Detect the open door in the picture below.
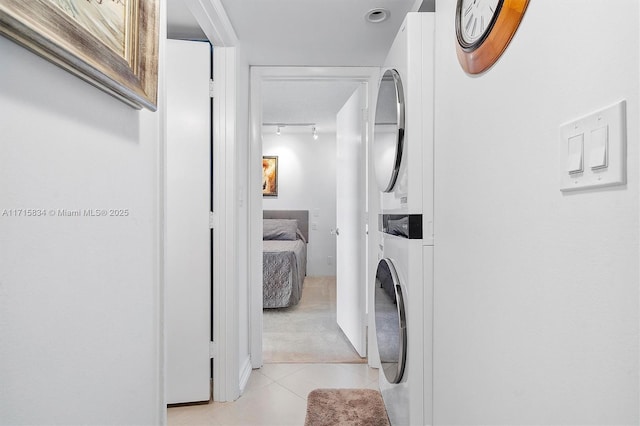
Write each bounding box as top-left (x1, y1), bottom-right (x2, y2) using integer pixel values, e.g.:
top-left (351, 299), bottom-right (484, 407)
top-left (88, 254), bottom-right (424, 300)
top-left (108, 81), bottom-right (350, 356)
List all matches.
top-left (336, 85), bottom-right (367, 357)
top-left (165, 39), bottom-right (212, 404)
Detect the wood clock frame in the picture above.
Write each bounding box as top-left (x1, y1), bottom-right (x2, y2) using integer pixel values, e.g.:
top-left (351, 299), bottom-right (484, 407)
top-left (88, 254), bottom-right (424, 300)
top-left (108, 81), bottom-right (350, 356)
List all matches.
top-left (455, 0), bottom-right (530, 75)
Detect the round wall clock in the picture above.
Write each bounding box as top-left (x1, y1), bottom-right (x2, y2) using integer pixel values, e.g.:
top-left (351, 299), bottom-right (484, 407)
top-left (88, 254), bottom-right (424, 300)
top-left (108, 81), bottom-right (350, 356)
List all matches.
top-left (455, 0), bottom-right (530, 74)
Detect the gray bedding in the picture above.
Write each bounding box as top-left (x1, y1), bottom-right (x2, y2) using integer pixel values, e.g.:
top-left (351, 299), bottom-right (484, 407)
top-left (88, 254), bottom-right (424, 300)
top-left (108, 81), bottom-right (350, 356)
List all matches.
top-left (263, 239), bottom-right (307, 308)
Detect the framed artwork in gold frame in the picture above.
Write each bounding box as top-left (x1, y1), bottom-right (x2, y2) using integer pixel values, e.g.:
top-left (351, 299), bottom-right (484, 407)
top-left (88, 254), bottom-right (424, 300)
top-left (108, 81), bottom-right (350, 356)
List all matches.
top-left (0, 0), bottom-right (159, 110)
top-left (262, 156), bottom-right (278, 197)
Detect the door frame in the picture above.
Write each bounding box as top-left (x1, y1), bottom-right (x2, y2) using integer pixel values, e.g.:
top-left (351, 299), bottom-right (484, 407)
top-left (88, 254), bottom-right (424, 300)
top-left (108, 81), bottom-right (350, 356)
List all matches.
top-left (249, 67), bottom-right (380, 368)
top-left (164, 0), bottom-right (241, 403)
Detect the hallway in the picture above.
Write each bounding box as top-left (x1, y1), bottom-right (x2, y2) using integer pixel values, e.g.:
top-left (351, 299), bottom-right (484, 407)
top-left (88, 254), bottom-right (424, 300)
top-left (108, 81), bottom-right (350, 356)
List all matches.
top-left (2, 1), bottom-right (639, 424)
top-left (167, 363), bottom-right (379, 425)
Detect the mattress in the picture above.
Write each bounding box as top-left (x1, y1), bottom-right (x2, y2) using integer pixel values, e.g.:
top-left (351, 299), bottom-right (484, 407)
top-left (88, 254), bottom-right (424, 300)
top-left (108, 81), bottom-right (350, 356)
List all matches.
top-left (263, 239), bottom-right (307, 308)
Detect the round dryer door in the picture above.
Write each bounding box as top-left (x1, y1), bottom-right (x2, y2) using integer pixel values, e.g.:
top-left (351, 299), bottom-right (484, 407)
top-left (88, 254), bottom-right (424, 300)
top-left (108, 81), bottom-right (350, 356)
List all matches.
top-left (373, 69), bottom-right (405, 193)
top-left (374, 258), bottom-right (407, 384)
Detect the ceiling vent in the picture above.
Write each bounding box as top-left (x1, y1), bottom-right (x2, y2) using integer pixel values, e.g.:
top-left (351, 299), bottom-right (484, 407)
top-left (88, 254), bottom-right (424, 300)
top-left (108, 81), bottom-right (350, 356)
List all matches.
top-left (365, 8), bottom-right (390, 23)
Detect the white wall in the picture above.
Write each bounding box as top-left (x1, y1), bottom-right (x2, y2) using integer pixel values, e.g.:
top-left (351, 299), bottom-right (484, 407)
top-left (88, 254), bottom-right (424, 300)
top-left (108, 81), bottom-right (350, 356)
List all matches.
top-left (433, 1), bottom-right (639, 424)
top-left (263, 131), bottom-right (337, 276)
top-left (0, 30), bottom-right (164, 426)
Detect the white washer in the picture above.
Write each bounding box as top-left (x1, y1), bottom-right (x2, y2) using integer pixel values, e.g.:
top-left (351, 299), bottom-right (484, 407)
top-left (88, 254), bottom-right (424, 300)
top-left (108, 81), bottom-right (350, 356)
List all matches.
top-left (373, 12), bottom-right (435, 426)
top-left (376, 233), bottom-right (424, 426)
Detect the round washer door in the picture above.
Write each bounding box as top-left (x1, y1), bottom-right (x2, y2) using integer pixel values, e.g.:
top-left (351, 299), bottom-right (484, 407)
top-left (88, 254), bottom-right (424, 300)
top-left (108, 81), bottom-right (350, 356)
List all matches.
top-left (374, 258), bottom-right (407, 384)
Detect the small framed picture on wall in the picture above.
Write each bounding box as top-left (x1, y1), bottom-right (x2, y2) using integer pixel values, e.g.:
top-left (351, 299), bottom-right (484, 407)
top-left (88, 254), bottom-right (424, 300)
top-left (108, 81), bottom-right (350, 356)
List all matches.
top-left (262, 156), bottom-right (278, 197)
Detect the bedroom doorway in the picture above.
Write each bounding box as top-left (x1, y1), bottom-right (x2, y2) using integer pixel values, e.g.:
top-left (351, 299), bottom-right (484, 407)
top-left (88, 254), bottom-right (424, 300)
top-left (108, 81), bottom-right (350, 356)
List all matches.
top-left (260, 80), bottom-right (362, 363)
top-left (249, 67), bottom-right (381, 368)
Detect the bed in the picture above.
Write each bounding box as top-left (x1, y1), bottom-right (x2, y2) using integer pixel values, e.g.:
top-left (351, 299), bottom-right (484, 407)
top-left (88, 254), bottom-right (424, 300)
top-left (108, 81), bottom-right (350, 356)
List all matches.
top-left (263, 210), bottom-right (309, 308)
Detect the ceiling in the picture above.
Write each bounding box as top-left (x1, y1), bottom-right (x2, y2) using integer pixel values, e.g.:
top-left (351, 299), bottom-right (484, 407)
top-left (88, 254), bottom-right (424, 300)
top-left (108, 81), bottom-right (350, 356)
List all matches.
top-left (165, 0), bottom-right (432, 135)
top-left (262, 80), bottom-right (361, 134)
top-left (166, 0), bottom-right (429, 66)
top-left (166, 0), bottom-right (207, 40)
top-left (218, 0), bottom-right (419, 66)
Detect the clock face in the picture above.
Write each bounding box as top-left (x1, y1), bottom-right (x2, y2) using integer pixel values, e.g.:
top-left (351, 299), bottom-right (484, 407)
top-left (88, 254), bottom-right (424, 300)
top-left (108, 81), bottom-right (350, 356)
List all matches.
top-left (455, 0), bottom-right (529, 74)
top-left (458, 0), bottom-right (502, 47)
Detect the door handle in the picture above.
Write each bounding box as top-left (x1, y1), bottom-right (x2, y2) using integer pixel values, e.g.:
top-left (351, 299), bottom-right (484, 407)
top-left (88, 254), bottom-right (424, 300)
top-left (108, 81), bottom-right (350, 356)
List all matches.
top-left (335, 228), bottom-right (340, 236)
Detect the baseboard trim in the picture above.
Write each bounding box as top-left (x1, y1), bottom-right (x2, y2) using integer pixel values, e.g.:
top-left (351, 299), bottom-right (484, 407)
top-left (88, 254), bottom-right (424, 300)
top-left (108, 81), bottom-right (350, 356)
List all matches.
top-left (239, 356), bottom-right (252, 394)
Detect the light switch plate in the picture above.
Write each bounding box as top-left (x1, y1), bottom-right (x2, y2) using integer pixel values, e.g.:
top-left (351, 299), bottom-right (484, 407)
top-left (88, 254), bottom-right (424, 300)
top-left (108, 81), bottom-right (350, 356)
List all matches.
top-left (559, 100), bottom-right (626, 192)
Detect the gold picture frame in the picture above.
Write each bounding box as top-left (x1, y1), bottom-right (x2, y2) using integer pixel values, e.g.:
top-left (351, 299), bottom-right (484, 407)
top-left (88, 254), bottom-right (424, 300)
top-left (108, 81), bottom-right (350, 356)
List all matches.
top-left (0, 0), bottom-right (159, 111)
top-left (262, 156), bottom-right (278, 197)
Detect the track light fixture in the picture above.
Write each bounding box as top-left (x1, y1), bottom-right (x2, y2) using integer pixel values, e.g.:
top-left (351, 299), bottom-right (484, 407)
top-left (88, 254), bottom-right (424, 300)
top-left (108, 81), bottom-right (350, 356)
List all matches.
top-left (262, 122), bottom-right (318, 139)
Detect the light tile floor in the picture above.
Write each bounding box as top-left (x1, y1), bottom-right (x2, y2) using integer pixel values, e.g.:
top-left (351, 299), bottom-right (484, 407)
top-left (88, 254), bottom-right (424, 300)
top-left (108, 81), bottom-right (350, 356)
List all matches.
top-left (168, 363), bottom-right (380, 426)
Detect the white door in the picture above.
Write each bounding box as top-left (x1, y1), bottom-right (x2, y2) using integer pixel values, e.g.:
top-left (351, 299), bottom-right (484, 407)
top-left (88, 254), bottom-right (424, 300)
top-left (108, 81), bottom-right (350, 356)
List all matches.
top-left (166, 39), bottom-right (211, 404)
top-left (336, 85), bottom-right (367, 357)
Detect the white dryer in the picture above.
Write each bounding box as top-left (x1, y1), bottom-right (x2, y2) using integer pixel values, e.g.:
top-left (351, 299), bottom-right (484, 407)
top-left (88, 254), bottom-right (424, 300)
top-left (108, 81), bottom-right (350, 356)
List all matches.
top-left (373, 12), bottom-right (435, 426)
top-left (374, 13), bottom-right (435, 247)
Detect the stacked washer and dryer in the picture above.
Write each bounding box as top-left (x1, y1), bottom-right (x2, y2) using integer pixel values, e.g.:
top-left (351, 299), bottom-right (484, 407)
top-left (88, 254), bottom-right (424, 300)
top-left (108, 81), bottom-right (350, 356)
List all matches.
top-left (372, 12), bottom-right (435, 426)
